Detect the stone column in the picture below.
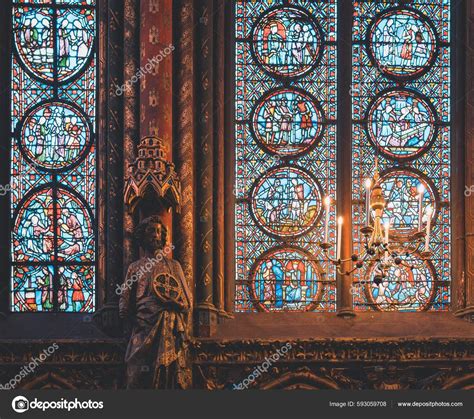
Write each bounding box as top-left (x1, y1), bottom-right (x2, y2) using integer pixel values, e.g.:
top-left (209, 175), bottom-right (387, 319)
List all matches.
top-left (336, 0), bottom-right (355, 317)
top-left (213, 0), bottom-right (226, 317)
top-left (173, 0), bottom-right (197, 329)
top-left (194, 0), bottom-right (218, 336)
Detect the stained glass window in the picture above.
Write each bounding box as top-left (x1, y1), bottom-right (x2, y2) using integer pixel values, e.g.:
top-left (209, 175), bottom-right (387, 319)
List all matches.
top-left (235, 1), bottom-right (337, 312)
top-left (351, 1), bottom-right (451, 311)
top-left (11, 0), bottom-right (96, 312)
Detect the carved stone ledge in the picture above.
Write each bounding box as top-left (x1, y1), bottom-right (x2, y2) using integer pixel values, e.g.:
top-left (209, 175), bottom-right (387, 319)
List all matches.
top-left (192, 338), bottom-right (474, 364)
top-left (0, 341), bottom-right (126, 365)
top-left (454, 306), bottom-right (474, 322)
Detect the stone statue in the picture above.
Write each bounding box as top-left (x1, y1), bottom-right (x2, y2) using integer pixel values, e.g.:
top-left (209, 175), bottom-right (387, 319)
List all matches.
top-left (119, 215), bottom-right (192, 389)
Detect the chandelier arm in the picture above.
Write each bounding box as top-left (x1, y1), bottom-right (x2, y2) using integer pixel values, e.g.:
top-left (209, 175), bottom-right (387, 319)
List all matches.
top-left (321, 248), bottom-right (339, 265)
top-left (321, 247), bottom-right (355, 265)
top-left (344, 264), bottom-right (361, 276)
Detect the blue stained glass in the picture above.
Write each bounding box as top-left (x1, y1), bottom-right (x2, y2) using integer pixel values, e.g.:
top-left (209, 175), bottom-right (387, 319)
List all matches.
top-left (378, 170), bottom-right (436, 238)
top-left (251, 248), bottom-right (323, 312)
top-left (352, 1), bottom-right (451, 312)
top-left (56, 8), bottom-right (95, 82)
top-left (11, 1), bottom-right (96, 313)
top-left (250, 165), bottom-right (323, 238)
top-left (251, 6), bottom-right (323, 78)
top-left (13, 7), bottom-right (55, 81)
top-left (235, 0), bottom-right (337, 312)
top-left (368, 253), bottom-right (435, 312)
top-left (12, 188), bottom-right (55, 263)
top-left (368, 8), bottom-right (438, 79)
top-left (252, 88), bottom-right (324, 157)
top-left (367, 89), bottom-right (437, 159)
top-left (20, 101), bottom-right (91, 170)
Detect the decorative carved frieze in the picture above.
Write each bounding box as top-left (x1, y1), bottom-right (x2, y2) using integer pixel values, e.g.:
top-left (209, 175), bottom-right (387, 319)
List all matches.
top-left (193, 338), bottom-right (474, 364)
top-left (0, 339), bottom-right (472, 389)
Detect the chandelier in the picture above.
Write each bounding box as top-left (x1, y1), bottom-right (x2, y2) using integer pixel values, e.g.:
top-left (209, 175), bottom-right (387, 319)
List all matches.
top-left (319, 165), bottom-right (433, 285)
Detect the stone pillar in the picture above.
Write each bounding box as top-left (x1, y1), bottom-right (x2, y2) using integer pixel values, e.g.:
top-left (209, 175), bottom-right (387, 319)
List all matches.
top-left (194, 0), bottom-right (218, 336)
top-left (213, 0), bottom-right (226, 317)
top-left (123, 0), bottom-right (141, 270)
top-left (139, 0), bottom-right (174, 233)
top-left (173, 0), bottom-right (197, 328)
top-left (93, 0), bottom-right (125, 336)
top-left (336, 0), bottom-right (355, 317)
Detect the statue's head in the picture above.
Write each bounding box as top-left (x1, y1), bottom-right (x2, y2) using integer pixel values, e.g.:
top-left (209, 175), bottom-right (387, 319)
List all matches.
top-left (134, 215), bottom-right (168, 253)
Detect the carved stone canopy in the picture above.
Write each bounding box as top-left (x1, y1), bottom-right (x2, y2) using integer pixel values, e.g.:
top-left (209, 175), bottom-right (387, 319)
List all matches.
top-left (124, 136), bottom-right (181, 213)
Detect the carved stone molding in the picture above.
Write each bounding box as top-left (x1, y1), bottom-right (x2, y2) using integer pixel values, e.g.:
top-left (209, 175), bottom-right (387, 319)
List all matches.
top-left (193, 338), bottom-right (474, 364)
top-left (0, 339), bottom-right (472, 389)
top-left (0, 341), bottom-right (125, 365)
top-left (193, 339), bottom-right (474, 390)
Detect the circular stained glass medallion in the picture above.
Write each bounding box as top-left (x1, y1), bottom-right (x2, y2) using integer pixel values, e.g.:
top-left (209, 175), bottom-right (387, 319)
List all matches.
top-left (13, 187), bottom-right (95, 263)
top-left (19, 101), bottom-right (91, 171)
top-left (249, 247), bottom-right (323, 312)
top-left (251, 6), bottom-right (323, 78)
top-left (367, 7), bottom-right (438, 80)
top-left (252, 88), bottom-right (324, 157)
top-left (376, 169), bottom-right (437, 239)
top-left (366, 89), bottom-right (437, 160)
top-left (14, 6), bottom-right (95, 83)
top-left (250, 165), bottom-right (323, 238)
top-left (367, 253), bottom-right (435, 311)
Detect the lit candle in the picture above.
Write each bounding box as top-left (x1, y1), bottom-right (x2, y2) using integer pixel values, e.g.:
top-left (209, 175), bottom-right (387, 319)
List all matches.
top-left (324, 196), bottom-right (331, 243)
top-left (365, 179), bottom-right (372, 226)
top-left (417, 184), bottom-right (425, 232)
top-left (337, 216), bottom-right (343, 261)
top-left (425, 206), bottom-right (433, 252)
